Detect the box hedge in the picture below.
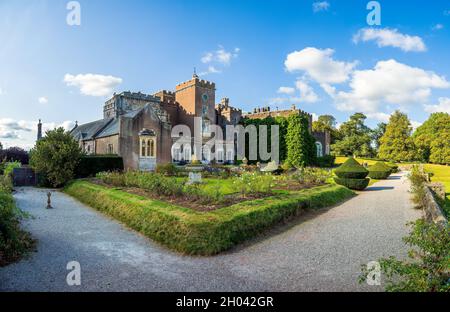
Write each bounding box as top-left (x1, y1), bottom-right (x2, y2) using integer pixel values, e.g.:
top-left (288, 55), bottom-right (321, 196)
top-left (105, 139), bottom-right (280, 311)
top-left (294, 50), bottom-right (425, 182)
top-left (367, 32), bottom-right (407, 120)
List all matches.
top-left (368, 162), bottom-right (392, 179)
top-left (75, 155), bottom-right (124, 178)
top-left (316, 155), bottom-right (336, 168)
top-left (333, 177), bottom-right (370, 191)
top-left (64, 181), bottom-right (354, 255)
top-left (334, 157), bottom-right (369, 179)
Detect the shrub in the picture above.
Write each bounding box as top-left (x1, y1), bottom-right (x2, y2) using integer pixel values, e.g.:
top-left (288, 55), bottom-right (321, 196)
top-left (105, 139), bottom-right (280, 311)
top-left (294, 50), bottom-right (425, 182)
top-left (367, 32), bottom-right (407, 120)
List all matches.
top-left (0, 175), bottom-right (13, 193)
top-left (232, 172), bottom-right (274, 196)
top-left (334, 158), bottom-right (369, 179)
top-left (291, 167), bottom-right (331, 185)
top-left (0, 147), bottom-right (29, 165)
top-left (387, 162), bottom-right (399, 173)
top-left (368, 161), bottom-right (392, 179)
top-left (76, 155), bottom-right (124, 178)
top-left (316, 155), bottom-right (336, 168)
top-left (29, 128), bottom-right (82, 187)
top-left (333, 177), bottom-right (370, 191)
top-left (0, 187), bottom-right (35, 266)
top-left (360, 219), bottom-right (450, 292)
top-left (3, 161), bottom-right (21, 178)
top-left (155, 163), bottom-right (180, 177)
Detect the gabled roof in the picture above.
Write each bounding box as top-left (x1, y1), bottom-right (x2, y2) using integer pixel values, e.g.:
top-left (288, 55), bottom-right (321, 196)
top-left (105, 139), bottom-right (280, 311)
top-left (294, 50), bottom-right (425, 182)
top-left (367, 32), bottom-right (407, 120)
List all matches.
top-left (96, 118), bottom-right (119, 138)
top-left (71, 118), bottom-right (113, 141)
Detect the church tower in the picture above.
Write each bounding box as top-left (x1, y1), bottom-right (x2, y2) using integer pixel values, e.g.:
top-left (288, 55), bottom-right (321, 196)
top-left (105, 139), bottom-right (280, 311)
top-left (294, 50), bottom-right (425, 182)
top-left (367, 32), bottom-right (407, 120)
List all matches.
top-left (37, 119), bottom-right (42, 141)
top-left (175, 73), bottom-right (216, 133)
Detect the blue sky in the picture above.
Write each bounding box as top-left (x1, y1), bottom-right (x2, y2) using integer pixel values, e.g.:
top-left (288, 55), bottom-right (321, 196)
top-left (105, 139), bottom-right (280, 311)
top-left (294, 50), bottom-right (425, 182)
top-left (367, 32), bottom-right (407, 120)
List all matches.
top-left (1, 0), bottom-right (450, 149)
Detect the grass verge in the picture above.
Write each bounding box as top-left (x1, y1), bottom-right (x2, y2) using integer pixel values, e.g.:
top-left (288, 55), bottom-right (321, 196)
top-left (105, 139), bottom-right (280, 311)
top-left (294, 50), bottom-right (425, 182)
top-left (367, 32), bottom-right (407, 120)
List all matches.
top-left (64, 181), bottom-right (354, 255)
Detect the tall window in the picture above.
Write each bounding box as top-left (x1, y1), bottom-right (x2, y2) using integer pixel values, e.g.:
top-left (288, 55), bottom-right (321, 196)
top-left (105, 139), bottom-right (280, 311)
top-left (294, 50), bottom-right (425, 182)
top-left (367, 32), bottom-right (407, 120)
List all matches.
top-left (316, 142), bottom-right (323, 158)
top-left (140, 138), bottom-right (156, 158)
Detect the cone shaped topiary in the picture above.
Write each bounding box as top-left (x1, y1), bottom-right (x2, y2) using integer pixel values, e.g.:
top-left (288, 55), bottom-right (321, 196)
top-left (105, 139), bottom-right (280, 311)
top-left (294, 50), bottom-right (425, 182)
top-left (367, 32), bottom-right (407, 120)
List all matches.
top-left (333, 157), bottom-right (370, 190)
top-left (334, 157), bottom-right (369, 179)
top-left (368, 161), bottom-right (392, 179)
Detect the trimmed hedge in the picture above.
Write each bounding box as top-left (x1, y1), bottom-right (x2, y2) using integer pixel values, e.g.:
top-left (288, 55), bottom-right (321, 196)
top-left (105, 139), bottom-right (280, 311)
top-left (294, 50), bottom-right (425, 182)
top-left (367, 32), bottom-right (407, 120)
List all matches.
top-left (64, 181), bottom-right (354, 255)
top-left (316, 155), bottom-right (336, 168)
top-left (368, 162), bottom-right (392, 179)
top-left (333, 177), bottom-right (370, 191)
top-left (334, 158), bottom-right (369, 179)
top-left (75, 155), bottom-right (124, 178)
top-left (387, 162), bottom-right (399, 173)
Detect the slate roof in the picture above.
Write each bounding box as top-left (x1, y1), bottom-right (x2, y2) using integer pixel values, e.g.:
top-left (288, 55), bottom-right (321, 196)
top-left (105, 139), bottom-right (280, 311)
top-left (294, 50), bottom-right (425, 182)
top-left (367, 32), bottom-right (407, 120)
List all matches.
top-left (96, 118), bottom-right (119, 138)
top-left (70, 118), bottom-right (114, 141)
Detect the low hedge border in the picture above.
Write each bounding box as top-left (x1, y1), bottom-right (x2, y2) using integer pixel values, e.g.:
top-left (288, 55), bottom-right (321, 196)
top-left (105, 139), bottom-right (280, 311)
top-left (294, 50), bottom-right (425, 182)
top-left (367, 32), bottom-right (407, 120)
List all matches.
top-left (64, 181), bottom-right (354, 255)
top-left (333, 177), bottom-right (370, 191)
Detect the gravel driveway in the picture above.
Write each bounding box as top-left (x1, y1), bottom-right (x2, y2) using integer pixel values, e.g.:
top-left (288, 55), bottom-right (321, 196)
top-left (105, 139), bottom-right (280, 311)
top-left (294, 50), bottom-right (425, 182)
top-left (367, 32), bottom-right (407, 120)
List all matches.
top-left (0, 172), bottom-right (421, 292)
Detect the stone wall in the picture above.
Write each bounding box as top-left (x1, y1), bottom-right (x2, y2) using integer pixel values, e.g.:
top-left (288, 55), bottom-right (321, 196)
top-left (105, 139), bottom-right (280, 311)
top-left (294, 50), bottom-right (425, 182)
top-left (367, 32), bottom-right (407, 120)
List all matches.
top-left (423, 185), bottom-right (448, 226)
top-left (95, 135), bottom-right (119, 155)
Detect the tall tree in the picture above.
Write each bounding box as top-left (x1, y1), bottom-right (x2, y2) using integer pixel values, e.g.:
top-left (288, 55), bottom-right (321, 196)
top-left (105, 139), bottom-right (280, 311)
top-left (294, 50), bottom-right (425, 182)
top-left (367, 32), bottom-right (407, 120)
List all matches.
top-left (286, 113), bottom-right (316, 167)
top-left (378, 111), bottom-right (416, 162)
top-left (29, 128), bottom-right (82, 187)
top-left (331, 113), bottom-right (374, 157)
top-left (413, 112), bottom-right (450, 164)
top-left (312, 114), bottom-right (341, 143)
top-left (372, 122), bottom-right (387, 151)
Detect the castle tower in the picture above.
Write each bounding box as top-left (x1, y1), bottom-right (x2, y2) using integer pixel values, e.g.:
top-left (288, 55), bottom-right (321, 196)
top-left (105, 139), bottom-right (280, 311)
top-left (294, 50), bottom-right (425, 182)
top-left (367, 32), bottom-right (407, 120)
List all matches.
top-left (175, 73), bottom-right (216, 133)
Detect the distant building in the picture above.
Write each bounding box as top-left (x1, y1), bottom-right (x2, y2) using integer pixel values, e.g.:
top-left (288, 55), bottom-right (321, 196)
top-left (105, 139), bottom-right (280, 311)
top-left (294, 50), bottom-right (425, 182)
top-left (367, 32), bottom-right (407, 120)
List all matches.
top-left (68, 74), bottom-right (329, 171)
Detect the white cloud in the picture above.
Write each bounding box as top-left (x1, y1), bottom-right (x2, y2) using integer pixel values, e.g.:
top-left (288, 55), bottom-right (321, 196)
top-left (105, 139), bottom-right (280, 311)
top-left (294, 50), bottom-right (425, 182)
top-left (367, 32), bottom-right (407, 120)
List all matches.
top-left (432, 24), bottom-right (444, 31)
top-left (294, 79), bottom-right (319, 103)
top-left (311, 113), bottom-right (319, 122)
top-left (38, 96), bottom-right (48, 104)
top-left (201, 46), bottom-right (239, 66)
top-left (285, 47), bottom-right (357, 84)
top-left (424, 97), bottom-right (450, 114)
top-left (366, 112), bottom-right (391, 123)
top-left (199, 66), bottom-right (222, 76)
top-left (312, 1), bottom-right (330, 12)
top-left (64, 73), bottom-right (123, 97)
top-left (353, 28), bottom-right (426, 52)
top-left (277, 87), bottom-right (296, 95)
top-left (326, 59), bottom-right (450, 114)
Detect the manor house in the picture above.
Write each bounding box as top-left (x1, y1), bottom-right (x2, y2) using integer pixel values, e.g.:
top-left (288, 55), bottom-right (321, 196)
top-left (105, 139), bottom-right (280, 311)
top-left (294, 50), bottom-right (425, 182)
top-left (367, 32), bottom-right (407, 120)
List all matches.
top-left (68, 74), bottom-right (330, 170)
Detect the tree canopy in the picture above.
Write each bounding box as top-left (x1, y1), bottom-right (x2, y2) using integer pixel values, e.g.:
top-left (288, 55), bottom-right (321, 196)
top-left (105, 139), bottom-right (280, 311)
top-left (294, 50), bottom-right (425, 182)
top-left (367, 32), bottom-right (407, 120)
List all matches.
top-left (331, 113), bottom-right (374, 157)
top-left (378, 111), bottom-right (416, 162)
top-left (413, 112), bottom-right (450, 164)
top-left (312, 114), bottom-right (341, 144)
top-left (29, 128), bottom-right (83, 187)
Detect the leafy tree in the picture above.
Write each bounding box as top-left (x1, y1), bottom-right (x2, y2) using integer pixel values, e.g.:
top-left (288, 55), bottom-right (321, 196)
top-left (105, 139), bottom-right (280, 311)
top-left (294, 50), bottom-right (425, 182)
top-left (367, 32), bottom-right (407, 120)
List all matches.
top-left (331, 113), bottom-right (374, 157)
top-left (0, 147), bottom-right (29, 165)
top-left (29, 128), bottom-right (82, 187)
top-left (413, 113), bottom-right (450, 164)
top-left (286, 113), bottom-right (316, 167)
top-left (378, 111), bottom-right (416, 162)
top-left (372, 122), bottom-right (387, 151)
top-left (312, 114), bottom-right (341, 143)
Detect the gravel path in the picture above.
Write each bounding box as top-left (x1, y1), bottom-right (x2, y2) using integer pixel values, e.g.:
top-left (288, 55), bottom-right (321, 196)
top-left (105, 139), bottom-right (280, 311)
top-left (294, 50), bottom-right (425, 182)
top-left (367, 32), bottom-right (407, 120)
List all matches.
top-left (0, 172), bottom-right (421, 292)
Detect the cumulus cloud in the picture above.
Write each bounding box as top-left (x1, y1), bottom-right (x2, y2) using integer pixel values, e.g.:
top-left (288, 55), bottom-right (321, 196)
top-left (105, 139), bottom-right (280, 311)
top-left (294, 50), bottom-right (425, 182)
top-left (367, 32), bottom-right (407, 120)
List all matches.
top-left (325, 59), bottom-right (450, 114)
top-left (424, 97), bottom-right (450, 114)
top-left (199, 46), bottom-right (239, 76)
top-left (432, 24), bottom-right (444, 31)
top-left (277, 87), bottom-right (296, 95)
top-left (199, 66), bottom-right (222, 76)
top-left (353, 28), bottom-right (426, 52)
top-left (410, 120), bottom-right (422, 130)
top-left (38, 96), bottom-right (48, 104)
top-left (312, 1), bottom-right (330, 12)
top-left (285, 47), bottom-right (357, 84)
top-left (293, 79), bottom-right (319, 103)
top-left (64, 73), bottom-right (123, 97)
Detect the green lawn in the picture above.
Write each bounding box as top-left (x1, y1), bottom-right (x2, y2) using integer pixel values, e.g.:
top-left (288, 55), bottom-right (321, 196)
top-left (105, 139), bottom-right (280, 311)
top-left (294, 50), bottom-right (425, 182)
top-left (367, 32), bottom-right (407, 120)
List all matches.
top-left (64, 180), bottom-right (354, 255)
top-left (423, 164), bottom-right (450, 217)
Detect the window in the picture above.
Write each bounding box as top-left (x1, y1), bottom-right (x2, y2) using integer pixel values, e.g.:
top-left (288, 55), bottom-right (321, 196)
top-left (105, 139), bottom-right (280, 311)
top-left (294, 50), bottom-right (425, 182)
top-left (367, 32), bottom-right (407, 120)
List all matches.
top-left (140, 138), bottom-right (156, 158)
top-left (316, 142), bottom-right (323, 158)
top-left (108, 144), bottom-right (114, 154)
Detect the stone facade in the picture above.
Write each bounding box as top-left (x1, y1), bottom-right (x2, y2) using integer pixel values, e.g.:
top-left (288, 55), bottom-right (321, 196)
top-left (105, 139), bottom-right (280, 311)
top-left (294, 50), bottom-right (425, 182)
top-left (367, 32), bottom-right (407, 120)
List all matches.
top-left (69, 74), bottom-right (330, 171)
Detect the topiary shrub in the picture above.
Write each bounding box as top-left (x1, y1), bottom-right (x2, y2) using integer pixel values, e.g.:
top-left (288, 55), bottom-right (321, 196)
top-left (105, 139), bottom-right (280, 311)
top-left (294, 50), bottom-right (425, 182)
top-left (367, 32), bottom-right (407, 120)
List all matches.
top-left (334, 157), bottom-right (369, 179)
top-left (75, 155), bottom-right (124, 178)
top-left (333, 177), bottom-right (370, 191)
top-left (387, 162), bottom-right (399, 173)
top-left (316, 155), bottom-right (336, 168)
top-left (368, 161), bottom-right (392, 179)
top-left (333, 158), bottom-right (370, 190)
